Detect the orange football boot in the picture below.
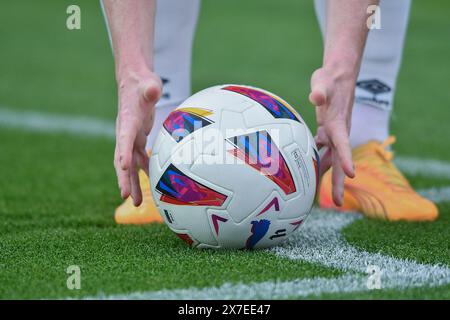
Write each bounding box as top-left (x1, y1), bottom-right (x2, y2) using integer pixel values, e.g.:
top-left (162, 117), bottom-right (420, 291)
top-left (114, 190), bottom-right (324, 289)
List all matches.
top-left (319, 136), bottom-right (439, 221)
top-left (115, 169), bottom-right (163, 225)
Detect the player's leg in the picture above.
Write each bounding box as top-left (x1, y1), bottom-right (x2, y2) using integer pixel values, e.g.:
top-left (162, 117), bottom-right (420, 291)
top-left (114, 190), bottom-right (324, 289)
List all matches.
top-left (102, 0), bottom-right (201, 224)
top-left (315, 0), bottom-right (438, 221)
top-left (314, 0), bottom-right (407, 146)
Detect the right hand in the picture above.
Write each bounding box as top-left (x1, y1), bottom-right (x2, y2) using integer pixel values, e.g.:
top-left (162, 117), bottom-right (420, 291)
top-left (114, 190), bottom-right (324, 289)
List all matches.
top-left (114, 70), bottom-right (162, 206)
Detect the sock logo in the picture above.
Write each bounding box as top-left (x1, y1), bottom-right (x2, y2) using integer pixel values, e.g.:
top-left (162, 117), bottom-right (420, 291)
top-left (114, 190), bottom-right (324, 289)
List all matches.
top-left (161, 77), bottom-right (170, 100)
top-left (356, 79), bottom-right (391, 110)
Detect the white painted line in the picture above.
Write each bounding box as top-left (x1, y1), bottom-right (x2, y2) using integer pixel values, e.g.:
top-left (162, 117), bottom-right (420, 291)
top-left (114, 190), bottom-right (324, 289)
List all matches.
top-left (2, 107), bottom-right (450, 179)
top-left (0, 107), bottom-right (115, 139)
top-left (272, 210), bottom-right (450, 290)
top-left (396, 157), bottom-right (450, 180)
top-left (0, 107), bottom-right (450, 178)
top-left (83, 206), bottom-right (450, 300)
top-left (2, 108), bottom-right (450, 299)
top-left (419, 186), bottom-right (450, 203)
top-left (89, 274), bottom-right (367, 300)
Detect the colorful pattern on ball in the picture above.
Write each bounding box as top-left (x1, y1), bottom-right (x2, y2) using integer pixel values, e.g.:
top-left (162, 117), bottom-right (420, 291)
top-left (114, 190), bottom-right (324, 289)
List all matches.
top-left (227, 130), bottom-right (296, 195)
top-left (175, 232), bottom-right (194, 246)
top-left (246, 219), bottom-right (271, 249)
top-left (163, 107), bottom-right (213, 142)
top-left (222, 85), bottom-right (301, 122)
top-left (156, 164), bottom-right (227, 206)
top-left (211, 214), bottom-right (228, 235)
top-left (290, 219), bottom-right (304, 231)
top-left (256, 197), bottom-right (280, 216)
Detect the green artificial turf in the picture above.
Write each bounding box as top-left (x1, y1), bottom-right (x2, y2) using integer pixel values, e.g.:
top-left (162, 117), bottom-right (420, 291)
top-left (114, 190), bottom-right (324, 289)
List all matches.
top-left (0, 128), bottom-right (342, 299)
top-left (0, 0), bottom-right (449, 299)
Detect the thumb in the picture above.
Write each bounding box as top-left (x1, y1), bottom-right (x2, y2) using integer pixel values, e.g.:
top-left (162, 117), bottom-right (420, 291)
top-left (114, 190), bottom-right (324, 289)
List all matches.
top-left (309, 84), bottom-right (328, 107)
top-left (139, 78), bottom-right (162, 104)
top-left (309, 68), bottom-right (333, 107)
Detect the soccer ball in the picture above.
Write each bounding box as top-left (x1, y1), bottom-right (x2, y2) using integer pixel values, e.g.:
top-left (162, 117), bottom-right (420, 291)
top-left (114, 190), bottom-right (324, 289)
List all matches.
top-left (149, 85), bottom-right (319, 249)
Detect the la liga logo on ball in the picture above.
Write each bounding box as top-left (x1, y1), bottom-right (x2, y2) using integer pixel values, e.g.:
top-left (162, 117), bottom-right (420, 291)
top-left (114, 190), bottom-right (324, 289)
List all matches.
top-left (150, 84), bottom-right (319, 249)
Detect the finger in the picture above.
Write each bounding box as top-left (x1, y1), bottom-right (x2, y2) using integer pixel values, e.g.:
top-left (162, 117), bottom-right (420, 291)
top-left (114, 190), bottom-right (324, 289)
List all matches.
top-left (114, 117), bottom-right (122, 172)
top-left (137, 148), bottom-right (150, 177)
top-left (139, 80), bottom-right (160, 135)
top-left (133, 129), bottom-right (149, 177)
top-left (130, 159), bottom-right (143, 206)
top-left (331, 152), bottom-right (345, 206)
top-left (143, 107), bottom-right (156, 135)
top-left (318, 147), bottom-right (332, 175)
top-left (115, 161), bottom-right (131, 199)
top-left (315, 127), bottom-right (330, 150)
top-left (119, 169), bottom-right (131, 199)
top-left (118, 115), bottom-right (139, 171)
top-left (114, 146), bottom-right (131, 198)
top-left (328, 125), bottom-right (355, 178)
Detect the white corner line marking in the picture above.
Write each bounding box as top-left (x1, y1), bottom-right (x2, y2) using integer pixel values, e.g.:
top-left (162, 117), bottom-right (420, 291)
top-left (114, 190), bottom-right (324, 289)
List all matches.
top-left (2, 107), bottom-right (449, 300)
top-left (0, 107), bottom-right (115, 138)
top-left (2, 107), bottom-right (450, 178)
top-left (82, 206), bottom-right (450, 300)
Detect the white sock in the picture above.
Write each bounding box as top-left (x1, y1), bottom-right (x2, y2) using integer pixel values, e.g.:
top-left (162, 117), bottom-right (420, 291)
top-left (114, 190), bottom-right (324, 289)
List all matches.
top-left (314, 0), bottom-right (411, 147)
top-left (349, 103), bottom-right (390, 147)
top-left (146, 0), bottom-right (200, 150)
top-left (153, 0), bottom-right (200, 109)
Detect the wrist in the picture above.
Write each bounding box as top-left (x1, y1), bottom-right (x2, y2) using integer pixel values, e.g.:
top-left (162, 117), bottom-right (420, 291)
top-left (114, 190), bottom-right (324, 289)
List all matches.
top-left (116, 66), bottom-right (155, 88)
top-left (323, 53), bottom-right (360, 82)
top-left (115, 49), bottom-right (154, 85)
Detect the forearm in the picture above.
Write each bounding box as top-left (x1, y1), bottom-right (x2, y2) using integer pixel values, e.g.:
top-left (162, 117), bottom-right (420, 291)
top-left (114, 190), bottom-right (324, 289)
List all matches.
top-left (324, 0), bottom-right (379, 79)
top-left (103, 0), bottom-right (156, 83)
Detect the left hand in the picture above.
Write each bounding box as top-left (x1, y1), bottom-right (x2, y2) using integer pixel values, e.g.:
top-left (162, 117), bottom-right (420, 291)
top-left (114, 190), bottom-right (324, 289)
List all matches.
top-left (309, 66), bottom-right (356, 206)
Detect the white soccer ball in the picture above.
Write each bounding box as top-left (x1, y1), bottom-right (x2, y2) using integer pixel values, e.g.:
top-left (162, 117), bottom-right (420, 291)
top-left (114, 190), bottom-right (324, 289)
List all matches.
top-left (149, 85), bottom-right (319, 249)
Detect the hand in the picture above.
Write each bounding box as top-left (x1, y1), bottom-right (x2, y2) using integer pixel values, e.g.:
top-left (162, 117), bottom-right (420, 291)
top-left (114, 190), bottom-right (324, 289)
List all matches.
top-left (114, 70), bottom-right (162, 206)
top-left (309, 66), bottom-right (356, 206)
